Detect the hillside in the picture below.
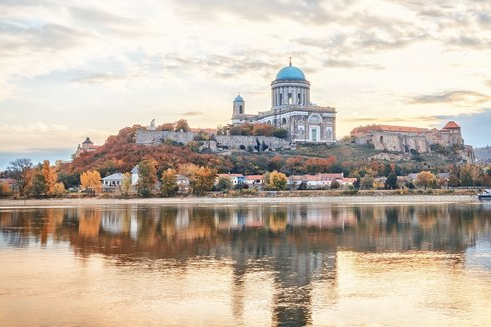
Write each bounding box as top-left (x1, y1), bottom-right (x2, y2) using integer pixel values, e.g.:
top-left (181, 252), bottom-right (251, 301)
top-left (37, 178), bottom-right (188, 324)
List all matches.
top-left (475, 146), bottom-right (491, 163)
top-left (57, 125), bottom-right (468, 187)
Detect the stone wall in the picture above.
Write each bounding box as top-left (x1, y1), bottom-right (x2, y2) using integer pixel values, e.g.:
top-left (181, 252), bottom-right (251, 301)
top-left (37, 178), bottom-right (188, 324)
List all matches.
top-left (135, 129), bottom-right (292, 152)
top-left (214, 135), bottom-right (292, 151)
top-left (135, 130), bottom-right (197, 145)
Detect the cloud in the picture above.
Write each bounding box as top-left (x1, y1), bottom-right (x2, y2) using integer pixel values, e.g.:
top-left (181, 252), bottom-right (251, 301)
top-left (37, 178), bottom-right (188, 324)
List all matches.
top-left (180, 111), bottom-right (205, 116)
top-left (349, 115), bottom-right (440, 124)
top-left (176, 0), bottom-right (334, 25)
top-left (486, 80), bottom-right (491, 89)
top-left (408, 91), bottom-right (491, 106)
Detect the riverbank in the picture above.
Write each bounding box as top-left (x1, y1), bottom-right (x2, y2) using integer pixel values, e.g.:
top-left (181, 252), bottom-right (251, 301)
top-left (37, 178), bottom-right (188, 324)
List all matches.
top-left (0, 193), bottom-right (480, 207)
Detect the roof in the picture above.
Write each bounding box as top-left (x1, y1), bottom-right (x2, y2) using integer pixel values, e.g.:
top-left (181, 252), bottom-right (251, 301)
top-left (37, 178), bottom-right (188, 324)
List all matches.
top-left (245, 175), bottom-right (263, 180)
top-left (442, 121), bottom-right (461, 129)
top-left (131, 166), bottom-right (139, 174)
top-left (101, 173), bottom-right (123, 181)
top-left (218, 173), bottom-right (244, 178)
top-left (82, 137), bottom-right (93, 144)
top-left (275, 64), bottom-right (306, 81)
top-left (233, 94), bottom-right (244, 103)
top-left (290, 173), bottom-right (343, 182)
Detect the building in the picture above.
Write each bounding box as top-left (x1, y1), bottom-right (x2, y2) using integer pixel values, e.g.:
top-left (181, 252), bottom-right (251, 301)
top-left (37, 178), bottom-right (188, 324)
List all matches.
top-left (217, 173), bottom-right (245, 186)
top-left (350, 121), bottom-right (474, 161)
top-left (101, 173), bottom-right (124, 191)
top-left (74, 137), bottom-right (99, 158)
top-left (231, 60), bottom-right (336, 144)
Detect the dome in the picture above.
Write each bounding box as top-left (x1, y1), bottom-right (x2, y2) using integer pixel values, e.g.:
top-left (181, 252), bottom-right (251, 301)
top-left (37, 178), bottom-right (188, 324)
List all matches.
top-left (233, 94), bottom-right (244, 103)
top-left (275, 65), bottom-right (306, 81)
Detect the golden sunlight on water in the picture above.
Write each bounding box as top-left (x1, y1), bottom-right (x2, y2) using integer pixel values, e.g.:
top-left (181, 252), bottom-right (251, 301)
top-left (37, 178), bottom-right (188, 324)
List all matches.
top-left (1, 203), bottom-right (491, 326)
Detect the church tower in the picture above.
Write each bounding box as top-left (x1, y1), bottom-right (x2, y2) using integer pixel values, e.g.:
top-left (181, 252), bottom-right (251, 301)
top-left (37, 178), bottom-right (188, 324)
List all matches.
top-left (231, 94), bottom-right (246, 125)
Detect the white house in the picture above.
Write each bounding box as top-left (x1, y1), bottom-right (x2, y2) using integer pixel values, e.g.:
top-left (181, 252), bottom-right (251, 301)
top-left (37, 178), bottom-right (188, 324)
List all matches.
top-left (131, 166), bottom-right (139, 186)
top-left (101, 173), bottom-right (124, 191)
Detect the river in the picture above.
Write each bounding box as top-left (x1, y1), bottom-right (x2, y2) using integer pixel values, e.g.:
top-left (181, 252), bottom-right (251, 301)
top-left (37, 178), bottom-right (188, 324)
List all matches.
top-left (1, 202), bottom-right (491, 326)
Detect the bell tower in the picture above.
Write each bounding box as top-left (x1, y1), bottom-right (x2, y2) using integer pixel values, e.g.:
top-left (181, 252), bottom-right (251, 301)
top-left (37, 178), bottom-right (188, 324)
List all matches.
top-left (231, 94), bottom-right (246, 125)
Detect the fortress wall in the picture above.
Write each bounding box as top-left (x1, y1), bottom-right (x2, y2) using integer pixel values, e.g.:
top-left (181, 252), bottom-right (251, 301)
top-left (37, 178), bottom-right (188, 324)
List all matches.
top-left (135, 130), bottom-right (197, 145)
top-left (135, 129), bottom-right (291, 151)
top-left (214, 135), bottom-right (291, 150)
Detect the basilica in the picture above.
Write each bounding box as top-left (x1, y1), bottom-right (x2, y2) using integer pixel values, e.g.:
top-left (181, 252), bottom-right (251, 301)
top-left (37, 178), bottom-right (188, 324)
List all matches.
top-left (231, 60), bottom-right (336, 144)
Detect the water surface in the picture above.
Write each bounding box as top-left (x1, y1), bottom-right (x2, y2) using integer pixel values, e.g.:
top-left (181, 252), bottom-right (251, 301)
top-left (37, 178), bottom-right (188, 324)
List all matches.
top-left (1, 202), bottom-right (491, 326)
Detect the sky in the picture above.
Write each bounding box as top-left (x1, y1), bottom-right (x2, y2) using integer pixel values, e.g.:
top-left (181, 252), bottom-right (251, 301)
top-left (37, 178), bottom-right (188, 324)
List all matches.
top-left (1, 0), bottom-right (491, 169)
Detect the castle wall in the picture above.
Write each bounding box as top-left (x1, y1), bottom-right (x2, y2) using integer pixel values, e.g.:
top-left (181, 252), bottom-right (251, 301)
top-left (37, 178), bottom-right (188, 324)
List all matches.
top-left (136, 129), bottom-right (291, 151)
top-left (135, 130), bottom-right (197, 145)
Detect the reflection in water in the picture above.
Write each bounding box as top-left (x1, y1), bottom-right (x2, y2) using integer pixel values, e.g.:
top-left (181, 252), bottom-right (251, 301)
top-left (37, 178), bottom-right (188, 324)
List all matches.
top-left (1, 203), bottom-right (491, 326)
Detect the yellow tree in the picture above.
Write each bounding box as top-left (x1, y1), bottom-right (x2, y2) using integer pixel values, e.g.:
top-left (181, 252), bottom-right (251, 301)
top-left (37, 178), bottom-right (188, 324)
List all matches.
top-left (190, 166), bottom-right (217, 195)
top-left (137, 159), bottom-right (158, 197)
top-left (416, 171), bottom-right (436, 190)
top-left (80, 170), bottom-right (102, 195)
top-left (52, 182), bottom-right (66, 197)
top-left (266, 170), bottom-right (287, 190)
top-left (160, 168), bottom-right (179, 197)
top-left (42, 160), bottom-right (58, 196)
top-left (121, 172), bottom-right (132, 196)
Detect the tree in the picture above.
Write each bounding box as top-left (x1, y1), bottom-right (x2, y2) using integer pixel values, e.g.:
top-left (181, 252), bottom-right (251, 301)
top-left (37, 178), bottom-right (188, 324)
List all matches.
top-left (174, 119), bottom-right (190, 132)
top-left (80, 170), bottom-right (102, 195)
top-left (216, 176), bottom-right (233, 192)
top-left (160, 168), bottom-right (179, 197)
top-left (360, 176), bottom-right (374, 190)
top-left (385, 172), bottom-right (398, 190)
top-left (189, 166), bottom-right (217, 195)
top-left (0, 181), bottom-right (12, 198)
top-left (121, 172), bottom-right (132, 196)
top-left (416, 171), bottom-right (436, 190)
top-left (52, 182), bottom-right (66, 197)
top-left (29, 165), bottom-right (46, 198)
top-left (330, 180), bottom-right (340, 189)
top-left (273, 128), bottom-right (289, 139)
top-left (265, 170), bottom-right (287, 190)
top-left (6, 158), bottom-right (33, 196)
top-left (138, 159), bottom-right (158, 197)
top-left (42, 160), bottom-right (58, 196)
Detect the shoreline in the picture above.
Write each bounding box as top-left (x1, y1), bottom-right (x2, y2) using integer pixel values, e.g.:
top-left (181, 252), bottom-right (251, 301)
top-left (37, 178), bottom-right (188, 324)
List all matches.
top-left (0, 194), bottom-right (480, 207)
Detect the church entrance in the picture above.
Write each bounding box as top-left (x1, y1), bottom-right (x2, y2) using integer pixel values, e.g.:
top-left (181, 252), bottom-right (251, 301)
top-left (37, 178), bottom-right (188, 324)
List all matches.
top-left (310, 126), bottom-right (320, 142)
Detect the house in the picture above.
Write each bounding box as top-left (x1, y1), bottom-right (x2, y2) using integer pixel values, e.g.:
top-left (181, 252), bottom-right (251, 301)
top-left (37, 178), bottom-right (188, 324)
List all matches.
top-left (217, 173), bottom-right (245, 186)
top-left (176, 174), bottom-right (190, 193)
top-left (245, 175), bottom-right (264, 187)
top-left (288, 173), bottom-right (344, 189)
top-left (101, 173), bottom-right (124, 191)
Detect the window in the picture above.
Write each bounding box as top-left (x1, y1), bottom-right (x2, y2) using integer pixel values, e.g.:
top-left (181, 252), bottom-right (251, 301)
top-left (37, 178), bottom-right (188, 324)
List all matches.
top-left (239, 105), bottom-right (243, 114)
top-left (298, 93), bottom-right (301, 104)
top-left (308, 115), bottom-right (321, 124)
top-left (282, 117), bottom-right (287, 124)
top-left (288, 93), bottom-right (292, 104)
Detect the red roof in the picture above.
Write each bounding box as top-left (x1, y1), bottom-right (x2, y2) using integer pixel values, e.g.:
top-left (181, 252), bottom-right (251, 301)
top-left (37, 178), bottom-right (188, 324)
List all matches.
top-left (442, 121), bottom-right (460, 129)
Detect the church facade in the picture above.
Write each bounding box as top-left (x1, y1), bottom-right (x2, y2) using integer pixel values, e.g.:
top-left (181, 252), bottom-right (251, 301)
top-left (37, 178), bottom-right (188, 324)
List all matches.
top-left (231, 61), bottom-right (336, 144)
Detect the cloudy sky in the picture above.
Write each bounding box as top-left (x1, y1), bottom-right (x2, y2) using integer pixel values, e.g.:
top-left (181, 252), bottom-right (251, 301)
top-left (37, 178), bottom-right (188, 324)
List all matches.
top-left (1, 0), bottom-right (491, 168)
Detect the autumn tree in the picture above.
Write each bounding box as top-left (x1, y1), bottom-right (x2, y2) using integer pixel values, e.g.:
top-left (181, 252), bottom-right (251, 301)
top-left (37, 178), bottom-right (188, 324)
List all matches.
top-left (29, 165), bottom-right (46, 198)
top-left (0, 181), bottom-right (12, 198)
top-left (174, 119), bottom-right (190, 132)
top-left (160, 168), bottom-right (179, 197)
top-left (42, 160), bottom-right (58, 196)
top-left (6, 158), bottom-right (33, 196)
top-left (157, 123), bottom-right (174, 131)
top-left (137, 159), bottom-right (158, 197)
top-left (265, 170), bottom-right (287, 190)
top-left (189, 166), bottom-right (217, 195)
top-left (80, 170), bottom-right (102, 195)
top-left (121, 173), bottom-right (132, 196)
top-left (52, 182), bottom-right (66, 197)
top-left (416, 171), bottom-right (436, 190)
